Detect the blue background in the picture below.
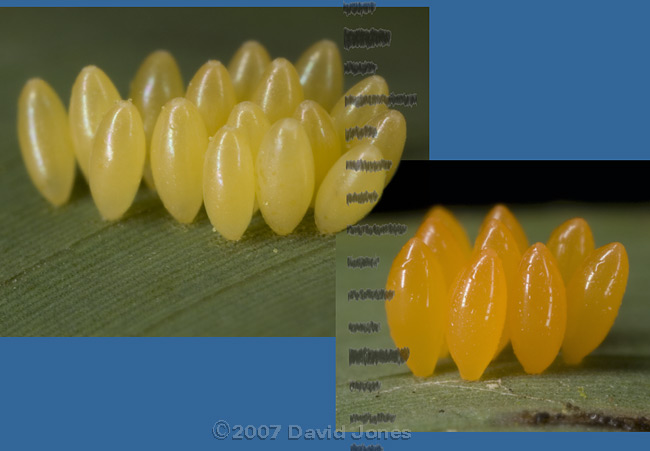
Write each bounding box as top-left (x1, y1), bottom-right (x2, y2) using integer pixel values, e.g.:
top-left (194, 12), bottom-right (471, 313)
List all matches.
top-left (0, 338), bottom-right (336, 449)
top-left (1, 338), bottom-right (647, 449)
top-left (431, 0), bottom-right (650, 159)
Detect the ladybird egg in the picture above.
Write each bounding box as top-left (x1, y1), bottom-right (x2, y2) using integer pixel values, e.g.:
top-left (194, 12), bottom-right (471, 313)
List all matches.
top-left (511, 243), bottom-right (566, 374)
top-left (330, 75), bottom-right (388, 148)
top-left (385, 237), bottom-right (448, 377)
top-left (150, 97), bottom-right (208, 224)
top-left (256, 118), bottom-right (314, 235)
top-left (130, 50), bottom-right (185, 189)
top-left (422, 206), bottom-right (472, 259)
top-left (295, 39), bottom-right (343, 112)
top-left (226, 101), bottom-right (270, 163)
top-left (415, 213), bottom-right (469, 364)
top-left (251, 58), bottom-right (304, 123)
top-left (474, 218), bottom-right (523, 358)
top-left (68, 65), bottom-right (121, 180)
top-left (314, 143), bottom-right (385, 235)
top-left (186, 60), bottom-right (237, 136)
top-left (89, 100), bottom-right (146, 220)
top-left (356, 109), bottom-right (406, 185)
top-left (415, 215), bottom-right (468, 288)
top-left (547, 218), bottom-right (595, 285)
top-left (447, 248), bottom-right (507, 381)
top-left (293, 100), bottom-right (342, 206)
top-left (226, 101), bottom-right (270, 215)
top-left (482, 204), bottom-right (529, 254)
top-left (228, 40), bottom-right (271, 102)
top-left (203, 126), bottom-right (255, 241)
top-left (563, 242), bottom-right (629, 365)
top-left (17, 78), bottom-right (75, 206)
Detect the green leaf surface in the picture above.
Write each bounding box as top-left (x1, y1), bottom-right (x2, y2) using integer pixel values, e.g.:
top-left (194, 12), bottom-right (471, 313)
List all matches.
top-left (0, 173), bottom-right (334, 336)
top-left (336, 204), bottom-right (650, 431)
top-left (0, 7), bottom-right (428, 336)
top-left (0, 8), bottom-right (361, 337)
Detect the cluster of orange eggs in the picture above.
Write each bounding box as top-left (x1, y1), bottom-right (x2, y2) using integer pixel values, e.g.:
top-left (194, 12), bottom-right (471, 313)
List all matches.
top-left (386, 205), bottom-right (629, 381)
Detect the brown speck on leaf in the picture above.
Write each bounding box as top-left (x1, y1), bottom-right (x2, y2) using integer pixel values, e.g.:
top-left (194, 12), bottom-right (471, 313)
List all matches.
top-left (516, 407), bottom-right (650, 432)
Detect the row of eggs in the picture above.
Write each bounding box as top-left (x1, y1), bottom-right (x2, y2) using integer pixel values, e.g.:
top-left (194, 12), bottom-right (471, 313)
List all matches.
top-left (17, 40), bottom-right (407, 239)
top-left (386, 206), bottom-right (629, 381)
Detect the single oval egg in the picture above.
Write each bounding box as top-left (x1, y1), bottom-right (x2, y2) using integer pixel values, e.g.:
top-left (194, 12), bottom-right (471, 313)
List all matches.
top-left (356, 109), bottom-right (406, 185)
top-left (295, 39), bottom-right (343, 112)
top-left (563, 242), bottom-right (629, 365)
top-left (415, 215), bottom-right (468, 289)
top-left (17, 78), bottom-right (75, 206)
top-left (330, 75), bottom-right (388, 149)
top-left (186, 60), bottom-right (237, 136)
top-left (226, 101), bottom-right (271, 162)
top-left (89, 100), bottom-right (146, 220)
top-left (547, 217), bottom-right (595, 285)
top-left (69, 65), bottom-right (121, 180)
top-left (228, 40), bottom-right (271, 102)
top-left (251, 58), bottom-right (304, 123)
top-left (227, 101), bottom-right (270, 216)
top-left (421, 206), bottom-right (472, 259)
top-left (293, 100), bottom-right (342, 206)
top-left (447, 248), bottom-right (507, 381)
top-left (474, 218), bottom-right (523, 358)
top-left (256, 118), bottom-right (314, 235)
top-left (204, 126), bottom-right (255, 241)
top-left (511, 243), bottom-right (566, 375)
top-left (150, 97), bottom-right (208, 224)
top-left (385, 237), bottom-right (448, 378)
top-left (482, 204), bottom-right (529, 255)
top-left (130, 50), bottom-right (185, 189)
top-left (314, 143), bottom-right (385, 235)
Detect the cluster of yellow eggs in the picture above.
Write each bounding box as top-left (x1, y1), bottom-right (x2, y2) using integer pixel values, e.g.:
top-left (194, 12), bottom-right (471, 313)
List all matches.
top-left (17, 40), bottom-right (406, 240)
top-left (386, 205), bottom-right (629, 381)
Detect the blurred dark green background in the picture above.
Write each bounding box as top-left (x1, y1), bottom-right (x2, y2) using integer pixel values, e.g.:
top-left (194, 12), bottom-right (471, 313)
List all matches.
top-left (0, 7), bottom-right (431, 337)
top-left (0, 7), bottom-right (428, 160)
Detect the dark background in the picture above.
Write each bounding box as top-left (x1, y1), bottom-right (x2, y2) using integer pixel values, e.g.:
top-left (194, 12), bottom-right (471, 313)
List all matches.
top-left (376, 160), bottom-right (650, 212)
top-left (0, 7), bottom-right (428, 161)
